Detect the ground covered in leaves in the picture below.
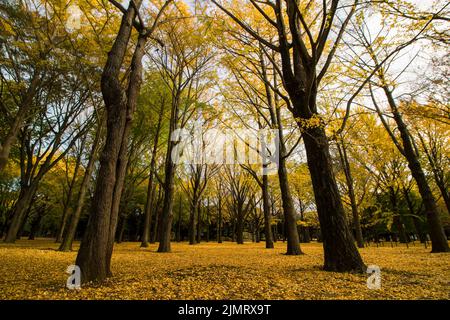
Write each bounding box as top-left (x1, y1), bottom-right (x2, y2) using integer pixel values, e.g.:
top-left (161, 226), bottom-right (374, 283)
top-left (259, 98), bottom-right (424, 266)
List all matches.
top-left (0, 239), bottom-right (449, 300)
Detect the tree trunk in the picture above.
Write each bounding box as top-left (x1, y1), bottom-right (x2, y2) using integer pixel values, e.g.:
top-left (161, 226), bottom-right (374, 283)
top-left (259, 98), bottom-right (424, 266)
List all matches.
top-left (150, 210), bottom-right (159, 243)
top-left (4, 183), bottom-right (38, 243)
top-left (141, 176), bottom-right (154, 246)
top-left (176, 197), bottom-right (182, 242)
top-left (116, 214), bottom-right (126, 243)
top-left (157, 84), bottom-right (182, 253)
top-left (205, 198), bottom-right (210, 242)
top-left (141, 105), bottom-right (163, 248)
top-left (0, 208), bottom-right (14, 239)
top-left (272, 224), bottom-right (278, 242)
top-left (298, 204), bottom-right (310, 243)
top-left (436, 179), bottom-right (450, 215)
top-left (28, 208), bottom-right (44, 240)
top-left (59, 125), bottom-right (102, 252)
top-left (403, 188), bottom-right (426, 243)
top-left (262, 173), bottom-right (274, 248)
top-left (274, 105), bottom-right (302, 254)
top-left (157, 153), bottom-right (176, 252)
top-left (217, 198), bottom-right (222, 243)
top-left (337, 141), bottom-right (364, 248)
top-left (150, 188), bottom-right (162, 243)
top-left (189, 198), bottom-right (198, 245)
top-left (231, 219), bottom-right (236, 242)
top-left (196, 202), bottom-right (202, 244)
top-left (105, 34), bottom-right (147, 274)
top-left (301, 125), bottom-right (366, 272)
top-left (236, 206), bottom-right (244, 244)
top-left (302, 227), bottom-right (311, 243)
top-left (277, 158), bottom-right (302, 254)
top-left (56, 140), bottom-right (85, 243)
top-left (389, 187), bottom-right (407, 243)
top-left (16, 206), bottom-right (30, 240)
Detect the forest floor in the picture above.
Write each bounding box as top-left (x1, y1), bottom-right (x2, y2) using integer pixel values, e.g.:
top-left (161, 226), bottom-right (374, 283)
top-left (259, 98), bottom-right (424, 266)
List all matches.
top-left (0, 239), bottom-right (449, 300)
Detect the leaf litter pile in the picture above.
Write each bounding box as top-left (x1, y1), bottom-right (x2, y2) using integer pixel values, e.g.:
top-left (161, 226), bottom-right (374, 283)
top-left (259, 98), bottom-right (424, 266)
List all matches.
top-left (0, 240), bottom-right (448, 300)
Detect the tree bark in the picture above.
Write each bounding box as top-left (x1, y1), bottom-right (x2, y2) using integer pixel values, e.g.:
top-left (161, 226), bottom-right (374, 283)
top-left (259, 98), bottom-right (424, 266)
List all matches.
top-left (302, 125), bottom-right (365, 272)
top-left (435, 176), bottom-right (450, 215)
top-left (231, 218), bottom-right (236, 242)
top-left (337, 141), bottom-right (364, 248)
top-left (262, 173), bottom-right (274, 248)
top-left (16, 206), bottom-right (30, 240)
top-left (283, 0), bottom-right (364, 270)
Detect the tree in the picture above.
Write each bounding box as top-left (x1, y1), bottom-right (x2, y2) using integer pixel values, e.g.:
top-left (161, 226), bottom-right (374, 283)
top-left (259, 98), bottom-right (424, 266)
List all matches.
top-left (152, 4), bottom-right (216, 252)
top-left (59, 117), bottom-right (104, 252)
top-left (341, 0), bottom-right (449, 252)
top-left (223, 41), bottom-right (302, 253)
top-left (370, 85), bottom-right (449, 252)
top-left (336, 136), bottom-right (364, 248)
top-left (291, 163), bottom-right (315, 243)
top-left (3, 68), bottom-right (93, 243)
top-left (409, 107), bottom-right (450, 215)
top-left (0, 1), bottom-right (54, 172)
top-left (140, 74), bottom-right (169, 247)
top-left (75, 0), bottom-right (173, 283)
top-left (55, 135), bottom-right (86, 243)
top-left (213, 0), bottom-right (364, 270)
top-left (224, 166), bottom-right (257, 244)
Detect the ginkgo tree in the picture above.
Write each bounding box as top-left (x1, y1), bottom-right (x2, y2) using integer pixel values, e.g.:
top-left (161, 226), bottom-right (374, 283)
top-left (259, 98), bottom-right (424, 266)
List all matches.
top-left (211, 0), bottom-right (366, 272)
top-left (75, 0), bottom-right (174, 283)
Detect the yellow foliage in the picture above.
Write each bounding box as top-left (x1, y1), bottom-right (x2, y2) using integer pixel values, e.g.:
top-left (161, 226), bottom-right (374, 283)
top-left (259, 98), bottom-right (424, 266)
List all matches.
top-left (0, 240), bottom-right (449, 300)
top-left (295, 115), bottom-right (325, 132)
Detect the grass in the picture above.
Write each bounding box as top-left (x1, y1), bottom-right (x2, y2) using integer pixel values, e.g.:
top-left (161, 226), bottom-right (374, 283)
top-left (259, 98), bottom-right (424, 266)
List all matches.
top-left (0, 239), bottom-right (449, 300)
